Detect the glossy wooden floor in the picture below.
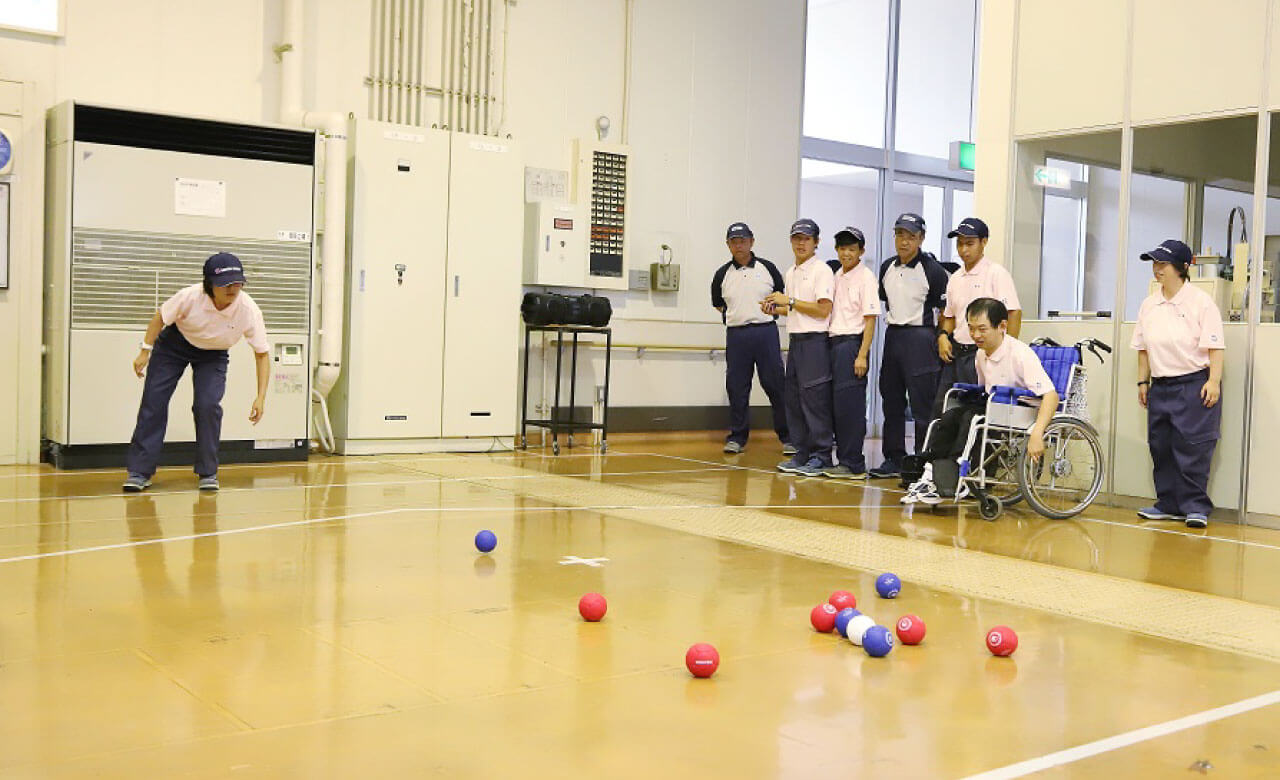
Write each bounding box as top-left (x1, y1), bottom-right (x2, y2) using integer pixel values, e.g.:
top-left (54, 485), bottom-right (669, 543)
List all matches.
top-left (2, 433), bottom-right (1280, 778)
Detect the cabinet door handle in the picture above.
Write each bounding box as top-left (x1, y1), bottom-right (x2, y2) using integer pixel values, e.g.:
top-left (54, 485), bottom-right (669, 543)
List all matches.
top-left (454, 275), bottom-right (460, 297)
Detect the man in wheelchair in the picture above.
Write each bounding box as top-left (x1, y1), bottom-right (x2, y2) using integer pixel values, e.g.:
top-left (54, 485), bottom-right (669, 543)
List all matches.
top-left (902, 297), bottom-right (1059, 506)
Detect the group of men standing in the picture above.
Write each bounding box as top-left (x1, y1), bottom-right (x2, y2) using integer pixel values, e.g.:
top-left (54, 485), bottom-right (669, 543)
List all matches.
top-left (709, 212), bottom-right (1021, 479)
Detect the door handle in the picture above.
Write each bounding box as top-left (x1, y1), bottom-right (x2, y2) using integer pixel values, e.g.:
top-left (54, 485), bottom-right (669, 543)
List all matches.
top-left (454, 275), bottom-right (460, 297)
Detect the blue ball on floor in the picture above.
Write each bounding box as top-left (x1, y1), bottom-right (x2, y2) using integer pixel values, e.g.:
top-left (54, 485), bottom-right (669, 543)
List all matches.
top-left (862, 625), bottom-right (895, 657)
top-left (834, 607), bottom-right (861, 638)
top-left (876, 572), bottom-right (901, 599)
top-left (474, 530), bottom-right (497, 553)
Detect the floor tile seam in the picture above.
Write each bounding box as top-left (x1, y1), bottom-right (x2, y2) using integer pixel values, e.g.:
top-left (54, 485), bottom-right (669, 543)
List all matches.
top-left (456, 461), bottom-right (1280, 663)
top-left (298, 625), bottom-right (450, 704)
top-left (131, 647), bottom-right (256, 732)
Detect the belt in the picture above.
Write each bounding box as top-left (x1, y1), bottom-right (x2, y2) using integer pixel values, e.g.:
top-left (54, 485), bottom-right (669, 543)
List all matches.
top-left (886, 324), bottom-right (931, 330)
top-left (951, 341), bottom-right (978, 354)
top-left (828, 333), bottom-right (864, 344)
top-left (1151, 368), bottom-right (1209, 385)
top-left (728, 321), bottom-right (776, 329)
top-left (789, 331), bottom-right (826, 341)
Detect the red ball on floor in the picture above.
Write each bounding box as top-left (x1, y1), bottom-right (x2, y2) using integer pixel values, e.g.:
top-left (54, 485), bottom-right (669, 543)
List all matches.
top-left (986, 625), bottom-right (1018, 656)
top-left (578, 592), bottom-right (608, 622)
top-left (828, 590), bottom-right (857, 611)
top-left (685, 643), bottom-right (720, 678)
top-left (810, 603), bottom-right (839, 633)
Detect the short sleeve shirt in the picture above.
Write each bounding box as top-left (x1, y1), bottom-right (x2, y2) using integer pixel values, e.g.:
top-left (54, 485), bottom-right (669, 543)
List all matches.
top-left (160, 284), bottom-right (270, 353)
top-left (711, 255), bottom-right (785, 327)
top-left (1130, 282), bottom-right (1225, 377)
top-left (827, 262), bottom-right (881, 336)
top-left (944, 258), bottom-right (1022, 344)
top-left (976, 335), bottom-right (1055, 397)
top-left (784, 258), bottom-right (835, 334)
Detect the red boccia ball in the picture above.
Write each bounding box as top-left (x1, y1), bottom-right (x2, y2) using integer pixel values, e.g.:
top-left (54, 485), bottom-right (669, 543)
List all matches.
top-left (828, 590), bottom-right (857, 611)
top-left (896, 614), bottom-right (927, 645)
top-left (578, 592), bottom-right (608, 622)
top-left (986, 625), bottom-right (1018, 657)
top-left (810, 603), bottom-right (839, 633)
top-left (686, 643), bottom-right (720, 678)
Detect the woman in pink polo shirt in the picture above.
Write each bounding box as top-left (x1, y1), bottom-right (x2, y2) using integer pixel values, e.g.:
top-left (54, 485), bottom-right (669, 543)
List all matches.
top-left (1131, 239), bottom-right (1225, 529)
top-left (122, 252), bottom-right (271, 493)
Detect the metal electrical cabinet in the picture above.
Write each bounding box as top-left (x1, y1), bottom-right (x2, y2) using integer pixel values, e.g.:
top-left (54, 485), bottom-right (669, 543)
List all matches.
top-left (332, 122), bottom-right (523, 453)
top-left (331, 122), bottom-right (450, 443)
top-left (43, 102), bottom-right (316, 468)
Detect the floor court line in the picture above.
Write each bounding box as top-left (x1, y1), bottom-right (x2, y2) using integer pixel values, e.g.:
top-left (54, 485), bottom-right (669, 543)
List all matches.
top-left (0, 502), bottom-right (897, 564)
top-left (0, 466), bottom-right (737, 506)
top-left (963, 689), bottom-right (1280, 779)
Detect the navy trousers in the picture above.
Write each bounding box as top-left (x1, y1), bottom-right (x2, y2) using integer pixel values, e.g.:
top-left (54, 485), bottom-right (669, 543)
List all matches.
top-left (932, 339), bottom-right (978, 419)
top-left (785, 333), bottom-right (834, 465)
top-left (126, 326), bottom-right (230, 479)
top-left (829, 334), bottom-right (868, 472)
top-left (879, 325), bottom-right (940, 466)
top-left (1147, 369), bottom-right (1220, 516)
top-left (725, 322), bottom-right (789, 446)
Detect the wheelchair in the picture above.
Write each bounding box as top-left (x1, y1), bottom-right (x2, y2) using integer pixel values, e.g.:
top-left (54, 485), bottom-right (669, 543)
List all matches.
top-left (921, 337), bottom-right (1112, 521)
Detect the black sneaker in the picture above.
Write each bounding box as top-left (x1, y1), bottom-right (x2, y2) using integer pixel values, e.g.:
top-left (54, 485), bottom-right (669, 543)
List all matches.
top-left (868, 463), bottom-right (900, 479)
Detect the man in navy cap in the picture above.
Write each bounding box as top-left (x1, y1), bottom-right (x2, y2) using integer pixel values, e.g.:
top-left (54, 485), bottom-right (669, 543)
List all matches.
top-left (711, 222), bottom-right (792, 455)
top-left (764, 218), bottom-right (835, 476)
top-left (868, 212), bottom-right (949, 479)
top-left (123, 252), bottom-right (272, 492)
top-left (932, 217), bottom-right (1021, 417)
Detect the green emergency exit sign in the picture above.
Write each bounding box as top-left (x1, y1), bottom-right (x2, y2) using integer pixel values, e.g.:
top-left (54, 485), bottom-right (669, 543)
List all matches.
top-left (949, 141), bottom-right (976, 172)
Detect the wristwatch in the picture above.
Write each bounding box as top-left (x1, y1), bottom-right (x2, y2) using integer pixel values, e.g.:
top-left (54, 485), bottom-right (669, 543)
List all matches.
top-left (1137, 380), bottom-right (1149, 387)
top-left (788, 297), bottom-right (796, 308)
top-left (139, 342), bottom-right (153, 351)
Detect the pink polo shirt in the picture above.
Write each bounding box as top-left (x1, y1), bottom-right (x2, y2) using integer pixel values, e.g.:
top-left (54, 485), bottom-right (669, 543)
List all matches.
top-left (160, 284), bottom-right (270, 353)
top-left (827, 261), bottom-right (881, 336)
top-left (784, 257), bottom-right (835, 334)
top-left (976, 335), bottom-right (1055, 397)
top-left (1130, 282), bottom-right (1224, 377)
top-left (943, 258), bottom-right (1021, 344)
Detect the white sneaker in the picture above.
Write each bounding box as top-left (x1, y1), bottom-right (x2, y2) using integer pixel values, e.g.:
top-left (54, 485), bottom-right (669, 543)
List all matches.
top-left (915, 481), bottom-right (942, 505)
top-left (900, 478), bottom-right (926, 504)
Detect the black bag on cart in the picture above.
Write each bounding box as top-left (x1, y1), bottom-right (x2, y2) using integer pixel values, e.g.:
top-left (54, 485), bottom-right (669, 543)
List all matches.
top-left (899, 455), bottom-right (927, 489)
top-left (521, 292), bottom-right (567, 326)
top-left (521, 292), bottom-right (612, 327)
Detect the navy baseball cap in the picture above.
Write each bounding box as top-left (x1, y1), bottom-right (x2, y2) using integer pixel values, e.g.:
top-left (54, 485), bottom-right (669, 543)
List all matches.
top-left (203, 252), bottom-right (247, 286)
top-left (894, 213), bottom-right (926, 234)
top-left (790, 218), bottom-right (819, 238)
top-left (947, 217), bottom-right (989, 239)
top-left (834, 226), bottom-right (865, 246)
top-left (726, 222), bottom-right (754, 240)
top-left (1140, 239), bottom-right (1193, 268)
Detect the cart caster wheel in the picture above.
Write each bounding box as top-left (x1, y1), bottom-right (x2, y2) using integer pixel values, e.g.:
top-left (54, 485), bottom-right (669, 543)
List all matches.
top-left (599, 441), bottom-right (608, 453)
top-left (568, 435), bottom-right (575, 448)
top-left (519, 437), bottom-right (527, 449)
top-left (552, 442), bottom-right (560, 455)
top-left (979, 494), bottom-right (1003, 522)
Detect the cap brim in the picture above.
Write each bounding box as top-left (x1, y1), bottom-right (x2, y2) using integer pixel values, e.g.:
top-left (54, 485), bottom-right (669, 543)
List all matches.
top-left (1139, 252), bottom-right (1157, 262)
top-left (210, 277), bottom-right (247, 286)
top-left (894, 224), bottom-right (923, 233)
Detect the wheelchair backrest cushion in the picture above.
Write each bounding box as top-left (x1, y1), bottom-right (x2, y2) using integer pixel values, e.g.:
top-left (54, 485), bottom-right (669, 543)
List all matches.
top-left (1029, 344), bottom-right (1080, 397)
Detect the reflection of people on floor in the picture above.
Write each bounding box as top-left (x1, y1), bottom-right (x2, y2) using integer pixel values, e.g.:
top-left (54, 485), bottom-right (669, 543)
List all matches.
top-left (125, 493), bottom-right (225, 632)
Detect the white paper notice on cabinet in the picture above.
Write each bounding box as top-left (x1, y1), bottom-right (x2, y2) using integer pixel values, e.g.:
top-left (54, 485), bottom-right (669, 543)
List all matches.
top-left (174, 177), bottom-right (227, 218)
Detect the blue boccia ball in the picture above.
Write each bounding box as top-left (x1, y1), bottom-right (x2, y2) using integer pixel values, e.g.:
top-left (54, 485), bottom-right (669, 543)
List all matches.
top-left (834, 607), bottom-right (861, 638)
top-left (474, 530), bottom-right (497, 553)
top-left (876, 572), bottom-right (901, 599)
top-left (862, 625), bottom-right (895, 657)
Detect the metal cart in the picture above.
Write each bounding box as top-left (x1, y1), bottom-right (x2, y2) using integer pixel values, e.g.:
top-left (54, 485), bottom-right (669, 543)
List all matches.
top-left (520, 325), bottom-right (612, 455)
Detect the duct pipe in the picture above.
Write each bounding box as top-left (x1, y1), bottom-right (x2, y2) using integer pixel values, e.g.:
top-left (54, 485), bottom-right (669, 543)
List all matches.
top-left (279, 0), bottom-right (349, 436)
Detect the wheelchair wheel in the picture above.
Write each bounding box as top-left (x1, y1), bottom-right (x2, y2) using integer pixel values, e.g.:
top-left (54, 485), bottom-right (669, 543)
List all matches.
top-left (1018, 418), bottom-right (1103, 519)
top-left (981, 442), bottom-right (1024, 507)
top-left (978, 493), bottom-right (1003, 521)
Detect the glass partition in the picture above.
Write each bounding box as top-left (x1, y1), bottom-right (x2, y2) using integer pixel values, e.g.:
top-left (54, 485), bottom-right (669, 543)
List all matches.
top-left (1010, 132), bottom-right (1123, 320)
top-left (1246, 113), bottom-right (1280, 524)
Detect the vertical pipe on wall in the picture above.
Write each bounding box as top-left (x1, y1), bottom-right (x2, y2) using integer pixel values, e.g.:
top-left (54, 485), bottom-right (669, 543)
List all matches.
top-left (368, 0), bottom-right (378, 119)
top-left (482, 0), bottom-right (493, 134)
top-left (464, 0), bottom-right (475, 134)
top-left (415, 0), bottom-right (427, 126)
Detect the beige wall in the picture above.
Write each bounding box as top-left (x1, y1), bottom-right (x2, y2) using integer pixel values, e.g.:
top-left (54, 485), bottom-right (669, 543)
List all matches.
top-left (0, 0), bottom-right (806, 461)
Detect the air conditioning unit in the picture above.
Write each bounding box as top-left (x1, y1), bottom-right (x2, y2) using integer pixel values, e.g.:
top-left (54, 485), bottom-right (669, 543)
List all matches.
top-left (43, 102), bottom-right (317, 468)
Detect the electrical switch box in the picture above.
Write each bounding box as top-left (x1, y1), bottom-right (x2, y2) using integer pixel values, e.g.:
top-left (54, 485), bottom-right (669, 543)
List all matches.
top-left (524, 201), bottom-right (586, 287)
top-left (650, 262), bottom-right (680, 291)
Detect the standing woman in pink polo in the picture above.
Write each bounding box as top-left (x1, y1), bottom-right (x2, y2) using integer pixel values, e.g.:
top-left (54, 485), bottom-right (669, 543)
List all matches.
top-left (1131, 239), bottom-right (1225, 529)
top-left (122, 253), bottom-right (271, 493)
